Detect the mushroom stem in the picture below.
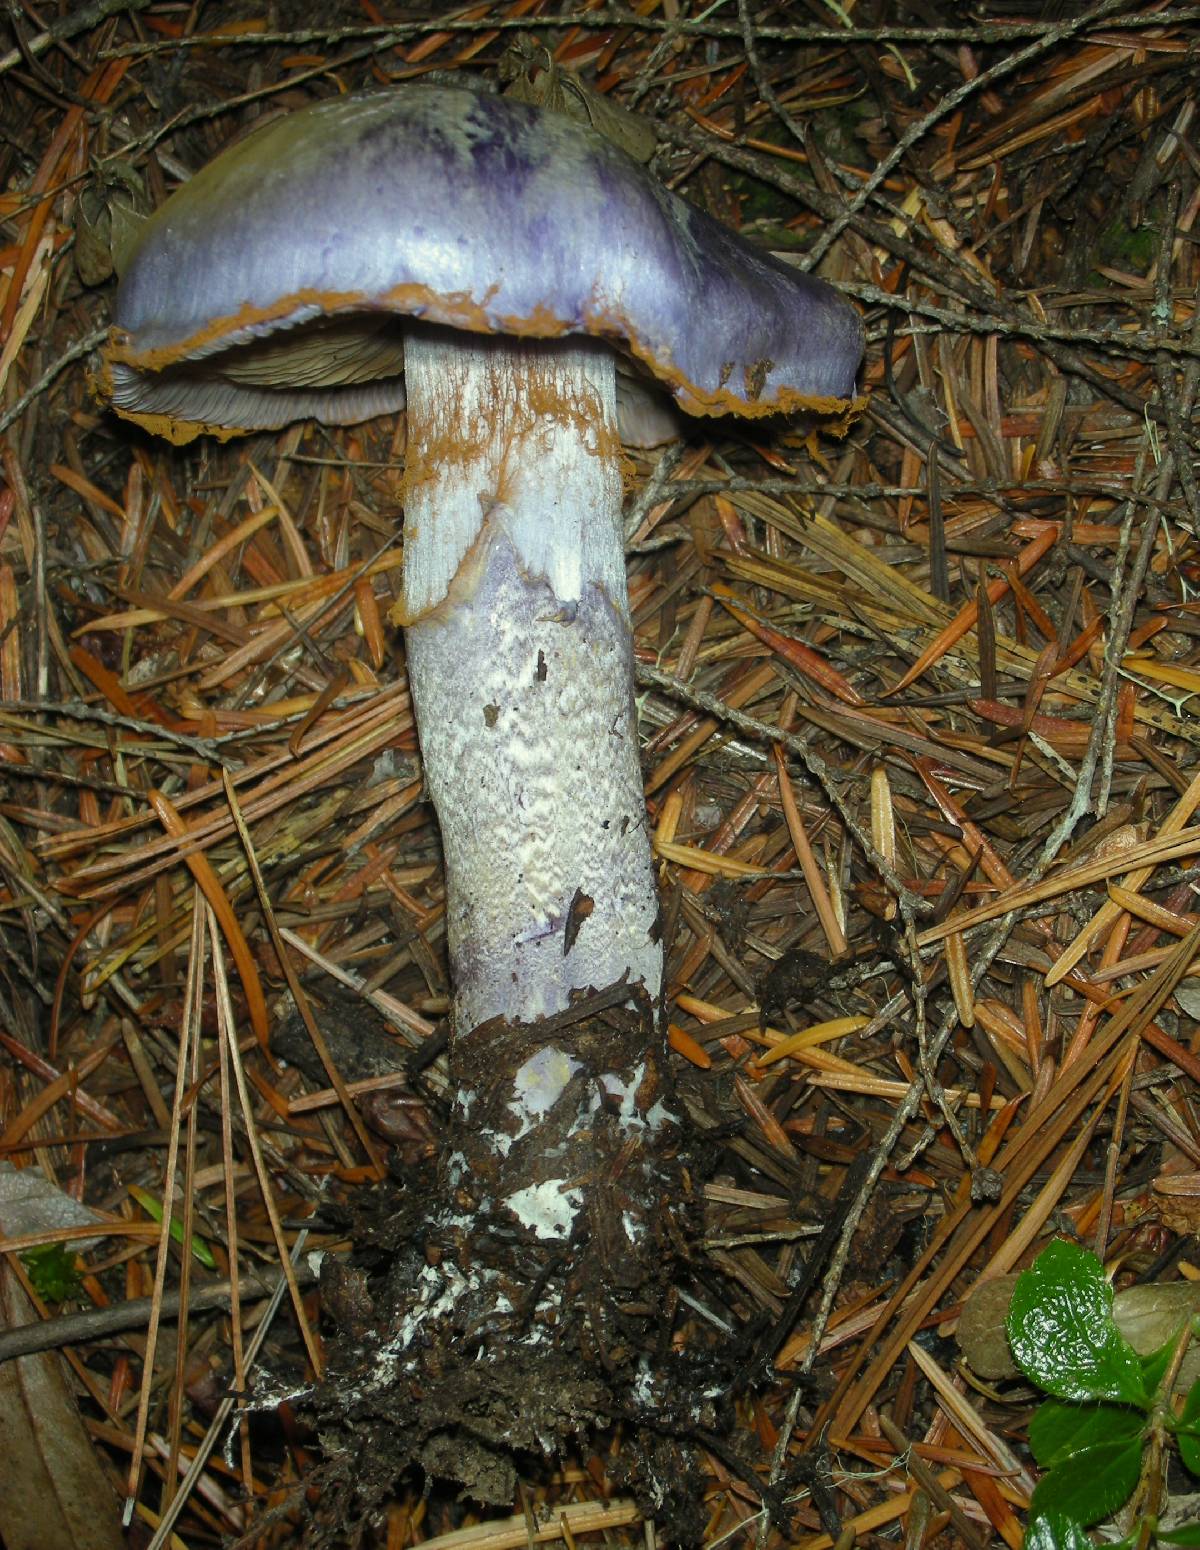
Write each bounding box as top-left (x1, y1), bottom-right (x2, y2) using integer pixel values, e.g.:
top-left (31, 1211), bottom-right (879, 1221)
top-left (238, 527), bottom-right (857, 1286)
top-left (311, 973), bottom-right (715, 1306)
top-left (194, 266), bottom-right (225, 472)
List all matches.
top-left (401, 329), bottom-right (662, 1042)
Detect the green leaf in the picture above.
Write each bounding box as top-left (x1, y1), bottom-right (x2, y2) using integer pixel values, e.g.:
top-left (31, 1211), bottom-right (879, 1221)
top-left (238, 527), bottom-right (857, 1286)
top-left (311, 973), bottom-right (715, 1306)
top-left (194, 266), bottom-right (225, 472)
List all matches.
top-left (19, 1243), bottom-right (82, 1304)
top-left (1160, 1525), bottom-right (1200, 1546)
top-left (1009, 1241), bottom-right (1152, 1405)
top-left (1179, 1378), bottom-right (1200, 1475)
top-left (1029, 1399), bottom-right (1144, 1468)
top-left (128, 1184), bottom-right (216, 1270)
top-left (1022, 1511), bottom-right (1095, 1550)
top-left (1139, 1337), bottom-right (1177, 1396)
top-left (1030, 1436), bottom-right (1143, 1525)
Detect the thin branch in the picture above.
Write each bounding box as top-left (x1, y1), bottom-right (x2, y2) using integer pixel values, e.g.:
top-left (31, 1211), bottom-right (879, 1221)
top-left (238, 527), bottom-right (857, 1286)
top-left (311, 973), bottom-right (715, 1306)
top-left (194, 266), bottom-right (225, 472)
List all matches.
top-left (92, 6), bottom-right (1200, 59)
top-left (0, 0), bottom-right (155, 78)
top-left (0, 1261), bottom-right (319, 1364)
top-left (0, 326), bottom-right (108, 438)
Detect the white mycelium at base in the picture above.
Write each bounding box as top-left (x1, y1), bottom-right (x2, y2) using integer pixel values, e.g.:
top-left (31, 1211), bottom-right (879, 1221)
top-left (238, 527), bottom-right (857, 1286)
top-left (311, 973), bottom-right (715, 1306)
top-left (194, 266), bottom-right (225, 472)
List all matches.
top-left (401, 330), bottom-right (662, 1040)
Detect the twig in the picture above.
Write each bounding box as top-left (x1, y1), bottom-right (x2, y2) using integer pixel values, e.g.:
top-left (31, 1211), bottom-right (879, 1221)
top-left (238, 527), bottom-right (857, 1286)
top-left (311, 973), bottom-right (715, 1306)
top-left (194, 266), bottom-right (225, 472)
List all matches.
top-left (878, 1416), bottom-right (987, 1550)
top-left (0, 1261), bottom-right (319, 1364)
top-left (1036, 475), bottom-right (1154, 860)
top-left (92, 7), bottom-right (1200, 58)
top-left (790, 909), bottom-right (1020, 1413)
top-left (0, 698), bottom-right (225, 759)
top-left (841, 279), bottom-right (1200, 363)
top-left (0, 0), bottom-right (155, 77)
top-left (0, 326), bottom-right (108, 437)
top-left (623, 440), bottom-right (686, 543)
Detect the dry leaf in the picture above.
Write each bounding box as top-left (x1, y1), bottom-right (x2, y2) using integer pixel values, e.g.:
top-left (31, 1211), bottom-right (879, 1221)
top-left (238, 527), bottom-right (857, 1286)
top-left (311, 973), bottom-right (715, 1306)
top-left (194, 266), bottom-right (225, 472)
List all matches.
top-left (73, 161), bottom-right (148, 286)
top-left (0, 1163), bottom-right (104, 1247)
top-left (1153, 1172), bottom-right (1200, 1237)
top-left (499, 34), bottom-right (657, 164)
top-left (0, 1172), bottom-right (125, 1550)
top-left (1112, 1281), bottom-right (1200, 1392)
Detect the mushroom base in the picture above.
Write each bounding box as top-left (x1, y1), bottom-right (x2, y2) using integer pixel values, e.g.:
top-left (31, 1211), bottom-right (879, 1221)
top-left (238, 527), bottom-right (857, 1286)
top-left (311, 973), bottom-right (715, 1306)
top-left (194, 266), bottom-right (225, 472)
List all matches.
top-left (304, 986), bottom-right (714, 1544)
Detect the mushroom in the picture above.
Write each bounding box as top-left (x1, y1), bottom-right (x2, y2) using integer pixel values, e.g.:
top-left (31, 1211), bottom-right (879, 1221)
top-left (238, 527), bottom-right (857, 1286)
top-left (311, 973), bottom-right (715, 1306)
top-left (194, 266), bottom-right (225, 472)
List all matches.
top-left (100, 86), bottom-right (863, 1264)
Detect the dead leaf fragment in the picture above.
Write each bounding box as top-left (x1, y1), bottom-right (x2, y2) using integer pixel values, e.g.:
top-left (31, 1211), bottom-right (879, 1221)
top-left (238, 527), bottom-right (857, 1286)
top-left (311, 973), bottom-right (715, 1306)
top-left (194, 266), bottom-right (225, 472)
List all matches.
top-left (499, 34), bottom-right (657, 163)
top-left (1112, 1281), bottom-right (1200, 1392)
top-left (0, 1263), bottom-right (126, 1550)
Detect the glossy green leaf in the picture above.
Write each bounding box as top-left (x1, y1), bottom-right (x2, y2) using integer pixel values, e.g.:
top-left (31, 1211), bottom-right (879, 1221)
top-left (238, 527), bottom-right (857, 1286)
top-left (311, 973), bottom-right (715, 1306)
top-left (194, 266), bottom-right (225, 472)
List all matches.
top-left (1022, 1510), bottom-right (1097, 1550)
top-left (1030, 1436), bottom-right (1143, 1525)
top-left (1009, 1241), bottom-right (1152, 1405)
top-left (1029, 1399), bottom-right (1144, 1468)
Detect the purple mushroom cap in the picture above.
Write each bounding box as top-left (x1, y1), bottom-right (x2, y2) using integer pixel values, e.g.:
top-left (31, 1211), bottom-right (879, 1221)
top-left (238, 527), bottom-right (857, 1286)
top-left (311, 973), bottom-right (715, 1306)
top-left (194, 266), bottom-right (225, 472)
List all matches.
top-left (101, 86), bottom-right (863, 441)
